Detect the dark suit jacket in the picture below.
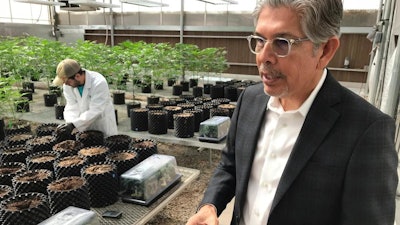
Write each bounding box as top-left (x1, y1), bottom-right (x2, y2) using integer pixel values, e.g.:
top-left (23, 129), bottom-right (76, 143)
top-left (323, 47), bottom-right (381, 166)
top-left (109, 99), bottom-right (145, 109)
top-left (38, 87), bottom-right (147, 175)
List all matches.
top-left (200, 71), bottom-right (398, 225)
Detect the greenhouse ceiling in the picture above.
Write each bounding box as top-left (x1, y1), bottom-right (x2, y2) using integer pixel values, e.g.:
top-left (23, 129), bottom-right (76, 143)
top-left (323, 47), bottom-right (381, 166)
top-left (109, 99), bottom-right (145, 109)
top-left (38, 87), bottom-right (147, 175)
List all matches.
top-left (0, 0), bottom-right (381, 24)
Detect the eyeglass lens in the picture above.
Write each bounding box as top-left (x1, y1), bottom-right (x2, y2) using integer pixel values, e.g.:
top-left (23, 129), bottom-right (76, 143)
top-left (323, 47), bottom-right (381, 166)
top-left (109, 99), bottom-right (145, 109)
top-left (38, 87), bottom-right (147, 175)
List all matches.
top-left (248, 36), bottom-right (290, 56)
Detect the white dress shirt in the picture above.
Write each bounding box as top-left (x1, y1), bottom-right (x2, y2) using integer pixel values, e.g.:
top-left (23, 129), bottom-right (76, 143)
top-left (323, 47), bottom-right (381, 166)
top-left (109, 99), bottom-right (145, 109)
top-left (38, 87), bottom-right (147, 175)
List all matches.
top-left (241, 69), bottom-right (327, 225)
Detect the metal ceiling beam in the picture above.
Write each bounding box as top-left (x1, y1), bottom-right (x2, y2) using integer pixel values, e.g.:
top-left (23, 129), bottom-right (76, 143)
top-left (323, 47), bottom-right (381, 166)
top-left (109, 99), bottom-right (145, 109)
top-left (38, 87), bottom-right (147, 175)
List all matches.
top-left (119, 0), bottom-right (168, 7)
top-left (14, 0), bottom-right (66, 6)
top-left (196, 0), bottom-right (237, 5)
top-left (68, 0), bottom-right (120, 8)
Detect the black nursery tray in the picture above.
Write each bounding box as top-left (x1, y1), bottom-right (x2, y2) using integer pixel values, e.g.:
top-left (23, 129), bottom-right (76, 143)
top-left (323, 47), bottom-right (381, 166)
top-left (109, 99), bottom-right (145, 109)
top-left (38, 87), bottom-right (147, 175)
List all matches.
top-left (121, 174), bottom-right (182, 206)
top-left (198, 135), bottom-right (227, 143)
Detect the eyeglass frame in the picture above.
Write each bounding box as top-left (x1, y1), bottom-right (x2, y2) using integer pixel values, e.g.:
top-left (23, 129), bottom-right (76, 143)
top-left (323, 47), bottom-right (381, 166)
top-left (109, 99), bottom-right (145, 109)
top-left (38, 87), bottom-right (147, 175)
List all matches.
top-left (246, 34), bottom-right (310, 57)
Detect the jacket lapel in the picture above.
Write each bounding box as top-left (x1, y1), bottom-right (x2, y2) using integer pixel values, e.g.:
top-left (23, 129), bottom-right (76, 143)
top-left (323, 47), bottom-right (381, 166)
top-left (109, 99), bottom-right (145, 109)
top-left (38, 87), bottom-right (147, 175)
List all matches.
top-left (270, 73), bottom-right (342, 212)
top-left (236, 85), bottom-right (270, 210)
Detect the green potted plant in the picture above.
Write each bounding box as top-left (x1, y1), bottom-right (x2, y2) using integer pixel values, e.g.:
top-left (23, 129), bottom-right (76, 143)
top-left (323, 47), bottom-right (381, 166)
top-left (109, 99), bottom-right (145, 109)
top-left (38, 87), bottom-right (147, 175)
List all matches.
top-left (136, 43), bottom-right (157, 93)
top-left (0, 76), bottom-right (31, 136)
top-left (35, 38), bottom-right (68, 106)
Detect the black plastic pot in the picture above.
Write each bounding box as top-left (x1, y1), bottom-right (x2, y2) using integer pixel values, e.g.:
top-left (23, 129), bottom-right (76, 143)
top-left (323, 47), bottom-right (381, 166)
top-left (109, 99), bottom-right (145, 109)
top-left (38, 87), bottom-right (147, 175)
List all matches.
top-left (172, 84), bottom-right (183, 96)
top-left (52, 140), bottom-right (84, 158)
top-left (224, 85), bottom-right (239, 102)
top-left (130, 108), bottom-right (149, 131)
top-left (180, 94), bottom-right (195, 101)
top-left (126, 101), bottom-right (141, 118)
top-left (195, 104), bottom-right (213, 121)
top-left (78, 145), bottom-right (109, 164)
top-left (0, 185), bottom-right (13, 202)
top-left (0, 145), bottom-right (31, 164)
top-left (4, 121), bottom-right (31, 136)
top-left (210, 107), bottom-right (230, 117)
top-left (177, 103), bottom-right (195, 111)
top-left (81, 162), bottom-right (118, 207)
top-left (203, 83), bottom-right (212, 94)
top-left (173, 112), bottom-right (195, 138)
top-left (159, 99), bottom-right (176, 108)
top-left (170, 97), bottom-right (186, 105)
top-left (15, 99), bottom-right (30, 113)
top-left (35, 123), bottom-right (58, 137)
top-left (104, 134), bottom-right (133, 152)
top-left (0, 192), bottom-right (50, 225)
top-left (154, 83), bottom-right (164, 90)
top-left (54, 155), bottom-right (87, 179)
top-left (164, 106), bottom-right (183, 129)
top-left (26, 135), bottom-right (57, 153)
top-left (26, 151), bottom-right (60, 173)
top-left (180, 81), bottom-right (189, 91)
top-left (22, 81), bottom-right (35, 93)
top-left (106, 150), bottom-right (139, 175)
top-left (130, 139), bottom-right (158, 163)
top-left (141, 83), bottom-right (152, 93)
top-left (217, 104), bottom-right (236, 118)
top-left (0, 162), bottom-right (26, 186)
top-left (184, 109), bottom-right (203, 132)
top-left (6, 133), bottom-right (34, 147)
top-left (47, 176), bottom-right (90, 215)
top-left (75, 130), bottom-right (104, 148)
top-left (12, 169), bottom-right (53, 195)
top-left (192, 86), bottom-right (203, 97)
top-left (148, 110), bottom-right (168, 135)
top-left (189, 78), bottom-right (198, 87)
top-left (147, 95), bottom-right (160, 105)
top-left (146, 104), bottom-right (164, 111)
top-left (44, 93), bottom-right (58, 107)
top-left (167, 78), bottom-right (176, 86)
top-left (113, 91), bottom-right (125, 105)
top-left (210, 85), bottom-right (225, 99)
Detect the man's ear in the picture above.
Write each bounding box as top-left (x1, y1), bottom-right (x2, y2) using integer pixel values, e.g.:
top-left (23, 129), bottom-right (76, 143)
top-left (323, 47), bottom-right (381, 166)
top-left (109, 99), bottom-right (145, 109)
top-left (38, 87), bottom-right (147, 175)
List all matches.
top-left (317, 36), bottom-right (340, 70)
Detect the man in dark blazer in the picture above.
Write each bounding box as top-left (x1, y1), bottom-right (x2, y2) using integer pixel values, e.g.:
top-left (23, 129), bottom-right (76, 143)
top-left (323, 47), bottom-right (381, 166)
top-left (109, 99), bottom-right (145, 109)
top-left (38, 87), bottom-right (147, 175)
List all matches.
top-left (186, 0), bottom-right (398, 225)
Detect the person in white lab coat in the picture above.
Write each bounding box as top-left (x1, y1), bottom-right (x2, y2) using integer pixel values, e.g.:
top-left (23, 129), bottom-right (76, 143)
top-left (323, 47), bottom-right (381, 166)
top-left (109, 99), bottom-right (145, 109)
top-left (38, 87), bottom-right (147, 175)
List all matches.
top-left (53, 58), bottom-right (118, 137)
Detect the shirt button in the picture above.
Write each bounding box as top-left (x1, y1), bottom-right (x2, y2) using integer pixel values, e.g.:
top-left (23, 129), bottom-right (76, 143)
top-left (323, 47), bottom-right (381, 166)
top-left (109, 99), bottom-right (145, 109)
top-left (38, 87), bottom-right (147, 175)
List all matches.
top-left (261, 181), bottom-right (268, 188)
top-left (254, 210), bottom-right (260, 217)
top-left (270, 153), bottom-right (276, 158)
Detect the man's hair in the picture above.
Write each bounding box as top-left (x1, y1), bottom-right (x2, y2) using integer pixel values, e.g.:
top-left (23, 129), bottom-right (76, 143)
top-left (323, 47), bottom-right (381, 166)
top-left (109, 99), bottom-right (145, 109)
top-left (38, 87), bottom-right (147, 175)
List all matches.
top-left (253, 0), bottom-right (343, 45)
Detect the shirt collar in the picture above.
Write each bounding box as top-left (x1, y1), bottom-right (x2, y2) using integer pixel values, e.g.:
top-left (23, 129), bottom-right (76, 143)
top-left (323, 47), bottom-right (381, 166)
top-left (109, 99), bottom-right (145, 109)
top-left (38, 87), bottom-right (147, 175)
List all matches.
top-left (267, 68), bottom-right (327, 117)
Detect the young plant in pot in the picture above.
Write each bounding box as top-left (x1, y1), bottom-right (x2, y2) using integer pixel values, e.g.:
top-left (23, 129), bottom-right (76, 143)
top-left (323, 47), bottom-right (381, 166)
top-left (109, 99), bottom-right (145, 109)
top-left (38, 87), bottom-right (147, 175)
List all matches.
top-left (110, 42), bottom-right (141, 105)
top-left (137, 43), bottom-right (157, 94)
top-left (175, 43), bottom-right (200, 86)
top-left (201, 47), bottom-right (229, 94)
top-left (0, 76), bottom-right (31, 137)
top-left (37, 39), bottom-right (66, 107)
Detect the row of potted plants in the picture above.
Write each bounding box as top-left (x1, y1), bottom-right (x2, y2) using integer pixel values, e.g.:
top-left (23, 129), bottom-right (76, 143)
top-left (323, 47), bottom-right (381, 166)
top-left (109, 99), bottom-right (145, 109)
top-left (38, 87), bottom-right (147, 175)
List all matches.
top-left (0, 35), bottom-right (229, 133)
top-left (0, 36), bottom-right (228, 92)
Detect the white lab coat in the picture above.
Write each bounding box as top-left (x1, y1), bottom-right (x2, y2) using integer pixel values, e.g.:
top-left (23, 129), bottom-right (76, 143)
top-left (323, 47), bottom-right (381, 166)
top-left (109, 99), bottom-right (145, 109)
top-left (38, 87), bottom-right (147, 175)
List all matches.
top-left (63, 69), bottom-right (118, 137)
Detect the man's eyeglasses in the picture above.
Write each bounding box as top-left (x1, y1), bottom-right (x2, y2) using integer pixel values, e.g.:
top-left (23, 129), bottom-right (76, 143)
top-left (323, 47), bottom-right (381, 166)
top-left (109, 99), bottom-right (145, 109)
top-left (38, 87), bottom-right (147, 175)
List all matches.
top-left (246, 35), bottom-right (309, 57)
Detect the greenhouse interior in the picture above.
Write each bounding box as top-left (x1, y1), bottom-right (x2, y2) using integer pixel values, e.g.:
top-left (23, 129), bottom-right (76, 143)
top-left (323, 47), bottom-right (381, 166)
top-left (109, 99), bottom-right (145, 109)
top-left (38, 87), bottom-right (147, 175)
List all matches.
top-left (0, 0), bottom-right (399, 224)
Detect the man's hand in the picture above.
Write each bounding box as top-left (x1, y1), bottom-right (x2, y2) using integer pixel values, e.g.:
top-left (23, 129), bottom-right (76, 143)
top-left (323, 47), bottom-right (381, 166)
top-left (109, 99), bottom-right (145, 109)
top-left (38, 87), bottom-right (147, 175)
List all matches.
top-left (186, 204), bottom-right (219, 225)
top-left (56, 123), bottom-right (75, 136)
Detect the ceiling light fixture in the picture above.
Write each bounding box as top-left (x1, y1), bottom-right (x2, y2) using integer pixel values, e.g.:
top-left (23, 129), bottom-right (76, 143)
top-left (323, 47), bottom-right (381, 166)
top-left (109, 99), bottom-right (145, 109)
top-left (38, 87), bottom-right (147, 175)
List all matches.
top-left (120, 0), bottom-right (168, 7)
top-left (68, 0), bottom-right (120, 8)
top-left (14, 0), bottom-right (66, 6)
